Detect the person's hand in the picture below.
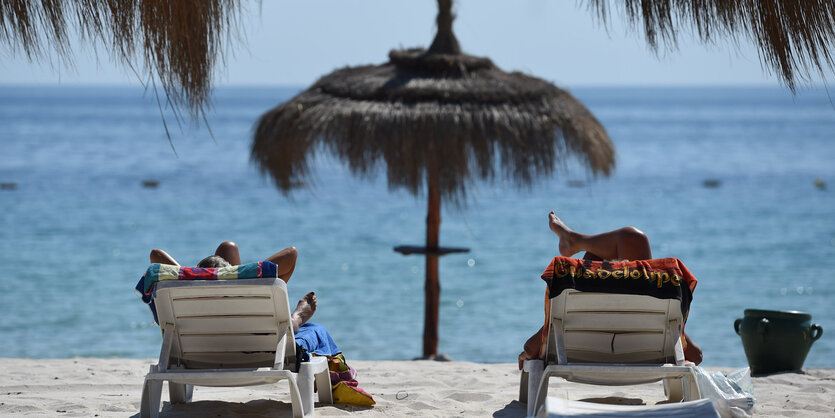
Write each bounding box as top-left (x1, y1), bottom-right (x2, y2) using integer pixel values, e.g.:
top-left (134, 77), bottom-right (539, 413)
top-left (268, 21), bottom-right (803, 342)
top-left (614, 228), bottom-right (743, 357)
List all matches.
top-left (683, 333), bottom-right (703, 365)
top-left (518, 350), bottom-right (537, 370)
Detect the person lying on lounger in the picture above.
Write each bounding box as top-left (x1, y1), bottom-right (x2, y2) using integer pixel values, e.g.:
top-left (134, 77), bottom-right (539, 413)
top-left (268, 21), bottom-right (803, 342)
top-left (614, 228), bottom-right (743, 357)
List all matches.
top-left (149, 242), bottom-right (315, 332)
top-left (144, 243), bottom-right (375, 405)
top-left (518, 211), bottom-right (703, 369)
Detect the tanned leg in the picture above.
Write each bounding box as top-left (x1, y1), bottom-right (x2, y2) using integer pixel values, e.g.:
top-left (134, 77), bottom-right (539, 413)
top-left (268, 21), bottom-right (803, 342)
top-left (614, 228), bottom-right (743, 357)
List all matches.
top-left (548, 211), bottom-right (651, 261)
top-left (266, 247), bottom-right (298, 283)
top-left (150, 249), bottom-right (179, 265)
top-left (214, 241), bottom-right (242, 265)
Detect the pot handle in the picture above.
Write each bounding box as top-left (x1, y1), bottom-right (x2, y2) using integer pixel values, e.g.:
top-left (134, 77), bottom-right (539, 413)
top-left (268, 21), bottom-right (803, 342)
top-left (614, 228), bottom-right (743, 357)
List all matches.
top-left (811, 323), bottom-right (823, 341)
top-left (734, 318), bottom-right (743, 335)
top-left (758, 318), bottom-right (770, 341)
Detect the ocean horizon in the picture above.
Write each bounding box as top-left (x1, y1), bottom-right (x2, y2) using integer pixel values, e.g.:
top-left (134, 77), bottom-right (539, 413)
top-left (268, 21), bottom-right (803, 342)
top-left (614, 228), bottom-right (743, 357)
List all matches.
top-left (1, 84), bottom-right (833, 367)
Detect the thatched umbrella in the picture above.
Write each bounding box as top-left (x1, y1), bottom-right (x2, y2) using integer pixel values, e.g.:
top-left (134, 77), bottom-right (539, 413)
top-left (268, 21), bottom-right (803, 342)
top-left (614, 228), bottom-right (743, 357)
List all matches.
top-left (252, 0), bottom-right (615, 358)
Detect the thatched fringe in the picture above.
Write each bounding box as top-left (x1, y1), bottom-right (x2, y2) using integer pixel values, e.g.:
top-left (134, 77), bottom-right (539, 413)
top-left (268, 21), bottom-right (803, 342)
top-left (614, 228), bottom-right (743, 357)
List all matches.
top-left (587, 0), bottom-right (835, 90)
top-left (252, 49), bottom-right (615, 205)
top-left (0, 0), bottom-right (241, 118)
top-left (4, 0), bottom-right (833, 122)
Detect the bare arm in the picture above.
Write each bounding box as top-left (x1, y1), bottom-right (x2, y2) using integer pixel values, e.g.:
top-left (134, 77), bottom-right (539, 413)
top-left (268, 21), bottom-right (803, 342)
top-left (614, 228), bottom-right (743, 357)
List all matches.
top-left (683, 331), bottom-right (703, 365)
top-left (265, 246), bottom-right (298, 283)
top-left (150, 249), bottom-right (179, 265)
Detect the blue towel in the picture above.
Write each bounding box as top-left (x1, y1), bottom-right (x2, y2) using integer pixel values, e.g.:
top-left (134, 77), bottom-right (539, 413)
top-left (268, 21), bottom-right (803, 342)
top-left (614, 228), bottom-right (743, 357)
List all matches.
top-left (295, 322), bottom-right (341, 356)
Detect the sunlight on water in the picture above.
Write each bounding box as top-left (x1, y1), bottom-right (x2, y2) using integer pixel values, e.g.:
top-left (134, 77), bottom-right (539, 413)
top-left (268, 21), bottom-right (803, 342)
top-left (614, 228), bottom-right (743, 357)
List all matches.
top-left (1, 86), bottom-right (833, 367)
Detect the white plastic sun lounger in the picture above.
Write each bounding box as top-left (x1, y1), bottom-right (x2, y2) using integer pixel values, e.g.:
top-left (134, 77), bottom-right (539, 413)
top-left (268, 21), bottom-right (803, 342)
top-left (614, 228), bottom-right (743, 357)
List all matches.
top-left (520, 289), bottom-right (709, 417)
top-left (541, 397), bottom-right (718, 417)
top-left (140, 278), bottom-right (333, 418)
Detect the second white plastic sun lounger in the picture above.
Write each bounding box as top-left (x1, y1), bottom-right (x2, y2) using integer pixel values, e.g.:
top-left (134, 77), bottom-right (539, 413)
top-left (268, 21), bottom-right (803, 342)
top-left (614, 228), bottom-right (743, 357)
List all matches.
top-left (541, 397), bottom-right (718, 417)
top-left (520, 289), bottom-right (708, 417)
top-left (140, 278), bottom-right (333, 418)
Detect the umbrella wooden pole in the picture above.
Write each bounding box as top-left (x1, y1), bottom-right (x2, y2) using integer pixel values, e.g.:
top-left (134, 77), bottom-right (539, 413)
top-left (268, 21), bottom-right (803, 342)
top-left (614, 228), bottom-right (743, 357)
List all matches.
top-left (423, 174), bottom-right (441, 357)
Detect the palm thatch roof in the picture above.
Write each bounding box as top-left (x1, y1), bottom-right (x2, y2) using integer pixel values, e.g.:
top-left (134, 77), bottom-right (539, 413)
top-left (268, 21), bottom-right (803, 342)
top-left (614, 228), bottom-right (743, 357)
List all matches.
top-left (587, 0), bottom-right (835, 90)
top-left (2, 1), bottom-right (833, 120)
top-left (0, 0), bottom-right (238, 119)
top-left (252, 47), bottom-right (614, 203)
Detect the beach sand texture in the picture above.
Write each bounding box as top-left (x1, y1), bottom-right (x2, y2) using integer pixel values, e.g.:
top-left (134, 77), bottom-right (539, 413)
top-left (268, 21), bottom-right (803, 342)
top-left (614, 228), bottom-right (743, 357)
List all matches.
top-left (1, 359), bottom-right (833, 417)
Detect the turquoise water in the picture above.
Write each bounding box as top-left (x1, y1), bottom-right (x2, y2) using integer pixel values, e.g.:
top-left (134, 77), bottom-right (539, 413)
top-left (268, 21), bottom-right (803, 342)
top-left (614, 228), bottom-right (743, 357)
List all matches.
top-left (0, 85), bottom-right (833, 367)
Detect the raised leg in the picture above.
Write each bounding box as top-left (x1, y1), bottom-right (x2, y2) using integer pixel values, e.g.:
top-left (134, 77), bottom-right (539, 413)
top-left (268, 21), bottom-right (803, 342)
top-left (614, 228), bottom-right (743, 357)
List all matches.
top-left (548, 211), bottom-right (651, 261)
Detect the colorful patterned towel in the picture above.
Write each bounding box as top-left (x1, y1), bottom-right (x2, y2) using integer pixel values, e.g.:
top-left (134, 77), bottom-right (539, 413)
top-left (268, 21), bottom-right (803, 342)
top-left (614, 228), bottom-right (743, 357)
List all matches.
top-left (135, 261), bottom-right (278, 323)
top-left (138, 261), bottom-right (278, 294)
top-left (541, 256), bottom-right (697, 317)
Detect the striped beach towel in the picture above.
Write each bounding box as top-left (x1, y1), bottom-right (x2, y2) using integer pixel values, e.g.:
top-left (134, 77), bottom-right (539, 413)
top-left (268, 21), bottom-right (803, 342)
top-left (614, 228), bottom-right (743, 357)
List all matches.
top-left (135, 261), bottom-right (278, 323)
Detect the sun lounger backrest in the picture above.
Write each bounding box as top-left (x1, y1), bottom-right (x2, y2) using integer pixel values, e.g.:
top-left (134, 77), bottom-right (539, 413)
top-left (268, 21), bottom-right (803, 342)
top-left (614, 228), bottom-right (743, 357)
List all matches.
top-left (547, 289), bottom-right (684, 365)
top-left (153, 278), bottom-right (296, 369)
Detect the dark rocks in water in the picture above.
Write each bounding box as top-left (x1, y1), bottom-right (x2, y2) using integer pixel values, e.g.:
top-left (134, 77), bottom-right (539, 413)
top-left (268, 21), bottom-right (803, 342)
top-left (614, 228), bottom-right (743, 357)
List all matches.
top-left (142, 180), bottom-right (160, 188)
top-left (814, 178), bottom-right (826, 190)
top-left (703, 179), bottom-right (721, 188)
top-left (1, 182), bottom-right (17, 190)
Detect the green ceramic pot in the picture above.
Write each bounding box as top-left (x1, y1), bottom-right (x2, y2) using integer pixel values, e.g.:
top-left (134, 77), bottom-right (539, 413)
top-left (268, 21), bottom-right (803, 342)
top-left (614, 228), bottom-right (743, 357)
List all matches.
top-left (734, 309), bottom-right (823, 374)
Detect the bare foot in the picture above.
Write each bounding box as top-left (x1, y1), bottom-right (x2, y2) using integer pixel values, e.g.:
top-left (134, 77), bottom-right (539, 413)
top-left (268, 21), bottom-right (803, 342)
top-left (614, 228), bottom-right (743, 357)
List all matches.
top-left (291, 291), bottom-right (317, 332)
top-left (548, 211), bottom-right (578, 257)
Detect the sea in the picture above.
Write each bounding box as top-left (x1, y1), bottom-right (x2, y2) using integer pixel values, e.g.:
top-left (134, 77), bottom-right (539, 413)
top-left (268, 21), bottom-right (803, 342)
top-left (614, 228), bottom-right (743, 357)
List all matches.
top-left (1, 85), bottom-right (833, 368)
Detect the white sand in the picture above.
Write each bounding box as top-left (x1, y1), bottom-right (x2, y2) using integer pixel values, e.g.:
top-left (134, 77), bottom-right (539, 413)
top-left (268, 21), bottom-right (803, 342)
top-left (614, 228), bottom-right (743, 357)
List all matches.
top-left (1, 358), bottom-right (833, 417)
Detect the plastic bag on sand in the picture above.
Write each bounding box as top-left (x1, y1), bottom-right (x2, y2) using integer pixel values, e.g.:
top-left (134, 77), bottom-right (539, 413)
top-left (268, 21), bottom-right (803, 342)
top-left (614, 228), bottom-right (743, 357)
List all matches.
top-left (694, 366), bottom-right (755, 418)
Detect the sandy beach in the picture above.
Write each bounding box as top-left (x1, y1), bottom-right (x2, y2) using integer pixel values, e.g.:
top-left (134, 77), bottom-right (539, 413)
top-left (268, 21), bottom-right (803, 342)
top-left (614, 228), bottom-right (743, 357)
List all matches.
top-left (1, 358), bottom-right (833, 417)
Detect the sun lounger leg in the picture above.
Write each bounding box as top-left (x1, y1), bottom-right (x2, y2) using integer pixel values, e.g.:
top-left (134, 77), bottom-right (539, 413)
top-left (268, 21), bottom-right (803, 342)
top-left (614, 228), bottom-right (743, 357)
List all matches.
top-left (519, 369), bottom-right (529, 403)
top-left (523, 360), bottom-right (544, 416)
top-left (286, 377), bottom-right (306, 418)
top-left (312, 361), bottom-right (334, 404)
top-left (299, 358), bottom-right (330, 415)
top-left (664, 377), bottom-right (685, 402)
top-left (140, 377), bottom-right (163, 418)
top-left (686, 372), bottom-right (701, 401)
top-left (169, 382), bottom-right (193, 404)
